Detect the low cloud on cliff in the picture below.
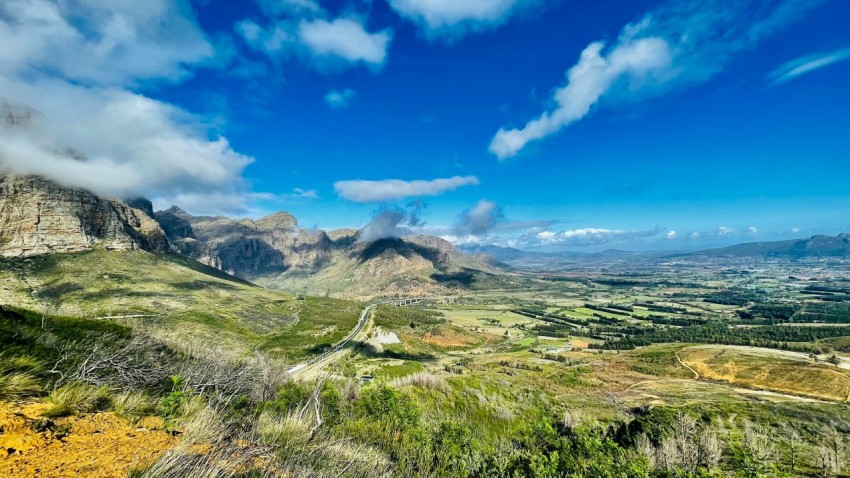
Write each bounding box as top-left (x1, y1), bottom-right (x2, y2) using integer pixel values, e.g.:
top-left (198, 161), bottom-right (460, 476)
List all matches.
top-left (358, 202), bottom-right (427, 242)
top-left (0, 0), bottom-right (261, 215)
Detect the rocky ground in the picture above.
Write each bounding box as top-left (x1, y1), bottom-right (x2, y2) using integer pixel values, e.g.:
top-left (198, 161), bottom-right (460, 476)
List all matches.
top-left (0, 401), bottom-right (175, 477)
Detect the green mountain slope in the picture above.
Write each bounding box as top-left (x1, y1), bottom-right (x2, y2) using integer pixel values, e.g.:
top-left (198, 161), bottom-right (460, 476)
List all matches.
top-left (0, 249), bottom-right (360, 361)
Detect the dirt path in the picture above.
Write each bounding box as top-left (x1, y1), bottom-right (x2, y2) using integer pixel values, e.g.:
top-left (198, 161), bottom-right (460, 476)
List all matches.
top-left (676, 352), bottom-right (700, 379)
top-left (733, 388), bottom-right (832, 404)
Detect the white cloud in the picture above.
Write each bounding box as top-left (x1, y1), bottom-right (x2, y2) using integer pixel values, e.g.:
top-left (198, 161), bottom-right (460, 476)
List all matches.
top-left (0, 0), bottom-right (217, 87)
top-left (717, 226), bottom-right (735, 236)
top-left (667, 230), bottom-right (677, 239)
top-left (0, 80), bottom-right (253, 209)
top-left (522, 226), bottom-right (665, 247)
top-left (387, 0), bottom-right (542, 39)
top-left (324, 88), bottom-right (357, 109)
top-left (769, 47), bottom-right (850, 85)
top-left (489, 0), bottom-right (824, 159)
top-left (791, 226), bottom-right (801, 233)
top-left (334, 175), bottom-right (479, 202)
top-left (359, 210), bottom-right (410, 242)
top-left (358, 203), bottom-right (426, 242)
top-left (746, 226), bottom-right (758, 236)
top-left (299, 19), bottom-right (391, 66)
top-left (454, 200), bottom-right (504, 235)
top-left (236, 5), bottom-right (392, 69)
top-left (151, 191), bottom-right (275, 218)
top-left (490, 37), bottom-right (673, 159)
top-left (0, 0), bottom-right (265, 216)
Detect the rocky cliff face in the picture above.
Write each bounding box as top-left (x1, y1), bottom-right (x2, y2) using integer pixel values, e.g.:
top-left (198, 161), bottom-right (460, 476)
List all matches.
top-left (160, 208), bottom-right (502, 292)
top-left (0, 174), bottom-right (168, 257)
top-left (159, 209), bottom-right (335, 278)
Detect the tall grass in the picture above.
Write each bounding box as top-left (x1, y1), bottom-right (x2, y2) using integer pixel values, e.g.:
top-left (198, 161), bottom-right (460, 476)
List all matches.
top-left (112, 390), bottom-right (156, 421)
top-left (133, 402), bottom-right (390, 478)
top-left (0, 371), bottom-right (42, 400)
top-left (0, 354), bottom-right (44, 400)
top-left (43, 382), bottom-right (110, 417)
top-left (389, 372), bottom-right (449, 393)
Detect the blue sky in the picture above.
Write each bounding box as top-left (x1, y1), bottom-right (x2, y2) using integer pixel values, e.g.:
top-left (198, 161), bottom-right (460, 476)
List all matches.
top-left (1, 0), bottom-right (848, 251)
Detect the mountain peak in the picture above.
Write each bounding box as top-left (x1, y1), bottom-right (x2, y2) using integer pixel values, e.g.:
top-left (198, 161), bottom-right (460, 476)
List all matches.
top-left (256, 211), bottom-right (298, 230)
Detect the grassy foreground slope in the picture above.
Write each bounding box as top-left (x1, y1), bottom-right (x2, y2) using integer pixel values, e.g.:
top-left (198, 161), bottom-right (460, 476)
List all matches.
top-left (0, 249), bottom-right (360, 360)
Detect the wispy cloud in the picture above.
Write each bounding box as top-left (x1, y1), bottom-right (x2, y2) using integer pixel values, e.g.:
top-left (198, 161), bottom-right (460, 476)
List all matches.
top-left (334, 175), bottom-right (479, 202)
top-left (769, 47), bottom-right (850, 85)
top-left (236, 3), bottom-right (391, 70)
top-left (324, 88), bottom-right (356, 109)
top-left (388, 0), bottom-right (544, 40)
top-left (281, 188), bottom-right (320, 200)
top-left (489, 0), bottom-right (825, 159)
top-left (521, 226), bottom-right (665, 247)
top-left (454, 200), bottom-right (504, 236)
top-left (0, 0), bottom-right (217, 87)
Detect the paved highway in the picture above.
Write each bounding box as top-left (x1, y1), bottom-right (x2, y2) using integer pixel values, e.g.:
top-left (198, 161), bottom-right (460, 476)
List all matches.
top-left (288, 304), bottom-right (373, 378)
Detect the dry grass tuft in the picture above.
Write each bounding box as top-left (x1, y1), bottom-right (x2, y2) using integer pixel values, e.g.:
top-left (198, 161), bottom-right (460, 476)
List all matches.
top-left (44, 382), bottom-right (109, 417)
top-left (0, 372), bottom-right (42, 400)
top-left (111, 390), bottom-right (155, 421)
top-left (390, 372), bottom-right (449, 393)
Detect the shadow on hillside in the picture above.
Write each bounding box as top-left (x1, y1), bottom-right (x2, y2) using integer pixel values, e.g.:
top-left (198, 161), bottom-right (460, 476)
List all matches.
top-left (172, 280), bottom-right (238, 291)
top-left (430, 269), bottom-right (477, 287)
top-left (356, 238), bottom-right (446, 264)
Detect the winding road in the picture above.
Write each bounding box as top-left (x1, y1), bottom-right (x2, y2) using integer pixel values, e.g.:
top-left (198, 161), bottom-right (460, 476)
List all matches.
top-left (288, 304), bottom-right (374, 380)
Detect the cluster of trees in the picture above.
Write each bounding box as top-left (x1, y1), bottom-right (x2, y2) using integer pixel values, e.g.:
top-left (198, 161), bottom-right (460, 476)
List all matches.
top-left (591, 323), bottom-right (850, 352)
top-left (737, 303), bottom-right (800, 322)
top-left (795, 302), bottom-right (850, 323)
top-left (373, 305), bottom-right (446, 330)
top-left (634, 302), bottom-right (701, 316)
top-left (583, 303), bottom-right (632, 316)
top-left (530, 323), bottom-right (572, 338)
top-left (703, 289), bottom-right (766, 306)
top-left (642, 315), bottom-right (707, 327)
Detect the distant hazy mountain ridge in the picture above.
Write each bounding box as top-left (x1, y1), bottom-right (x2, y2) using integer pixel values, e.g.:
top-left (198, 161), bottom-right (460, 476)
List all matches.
top-left (681, 234), bottom-right (850, 258)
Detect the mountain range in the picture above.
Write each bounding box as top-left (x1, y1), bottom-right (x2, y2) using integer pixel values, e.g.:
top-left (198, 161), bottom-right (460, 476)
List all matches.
top-left (1, 173), bottom-right (847, 298)
top-left (463, 235), bottom-right (850, 268)
top-left (0, 173), bottom-right (501, 298)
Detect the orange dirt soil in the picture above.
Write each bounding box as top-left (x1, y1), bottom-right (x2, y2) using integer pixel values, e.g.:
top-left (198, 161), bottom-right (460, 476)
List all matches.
top-left (570, 339), bottom-right (590, 349)
top-left (0, 401), bottom-right (176, 477)
top-left (421, 328), bottom-right (480, 348)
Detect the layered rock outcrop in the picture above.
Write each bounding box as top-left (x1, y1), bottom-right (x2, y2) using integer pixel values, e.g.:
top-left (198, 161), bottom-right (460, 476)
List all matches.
top-left (0, 174), bottom-right (168, 257)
